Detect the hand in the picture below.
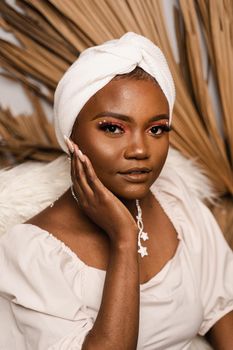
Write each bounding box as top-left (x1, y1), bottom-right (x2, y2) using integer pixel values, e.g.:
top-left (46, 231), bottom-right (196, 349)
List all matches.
top-left (65, 137), bottom-right (138, 246)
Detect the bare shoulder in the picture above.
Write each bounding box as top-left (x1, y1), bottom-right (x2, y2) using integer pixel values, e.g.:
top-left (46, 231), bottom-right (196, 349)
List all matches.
top-left (25, 190), bottom-right (77, 234)
top-left (25, 198), bottom-right (110, 270)
top-left (25, 205), bottom-right (85, 255)
top-left (25, 205), bottom-right (62, 233)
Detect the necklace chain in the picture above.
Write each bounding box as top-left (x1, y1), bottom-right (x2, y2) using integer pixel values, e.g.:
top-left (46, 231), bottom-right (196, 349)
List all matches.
top-left (70, 186), bottom-right (149, 258)
top-left (136, 199), bottom-right (149, 258)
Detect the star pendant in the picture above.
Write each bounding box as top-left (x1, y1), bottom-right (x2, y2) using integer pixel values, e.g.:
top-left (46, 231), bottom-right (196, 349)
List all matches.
top-left (138, 246), bottom-right (148, 258)
top-left (140, 231), bottom-right (149, 241)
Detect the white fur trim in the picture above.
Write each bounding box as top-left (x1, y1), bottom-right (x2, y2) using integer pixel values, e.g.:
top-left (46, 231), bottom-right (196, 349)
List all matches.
top-left (0, 156), bottom-right (71, 235)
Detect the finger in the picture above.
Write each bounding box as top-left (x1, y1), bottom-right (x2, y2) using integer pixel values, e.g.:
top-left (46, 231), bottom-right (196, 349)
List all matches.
top-left (66, 137), bottom-right (76, 182)
top-left (66, 139), bottom-right (89, 206)
top-left (69, 139), bottom-right (80, 183)
top-left (69, 144), bottom-right (86, 201)
top-left (73, 144), bottom-right (94, 199)
top-left (82, 154), bottom-right (106, 196)
top-left (70, 145), bottom-right (77, 182)
top-left (70, 149), bottom-right (75, 181)
top-left (64, 135), bottom-right (75, 155)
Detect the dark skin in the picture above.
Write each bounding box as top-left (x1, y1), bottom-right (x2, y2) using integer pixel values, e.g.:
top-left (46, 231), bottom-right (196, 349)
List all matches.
top-left (27, 79), bottom-right (233, 349)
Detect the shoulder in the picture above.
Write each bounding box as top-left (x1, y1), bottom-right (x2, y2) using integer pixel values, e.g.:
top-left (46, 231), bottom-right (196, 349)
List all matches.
top-left (0, 223), bottom-right (48, 257)
top-left (0, 224), bottom-right (65, 284)
top-left (0, 224), bottom-right (85, 315)
top-left (0, 223), bottom-right (85, 272)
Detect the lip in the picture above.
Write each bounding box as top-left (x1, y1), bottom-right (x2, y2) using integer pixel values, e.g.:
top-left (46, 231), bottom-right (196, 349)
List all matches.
top-left (119, 167), bottom-right (151, 174)
top-left (119, 168), bottom-right (151, 183)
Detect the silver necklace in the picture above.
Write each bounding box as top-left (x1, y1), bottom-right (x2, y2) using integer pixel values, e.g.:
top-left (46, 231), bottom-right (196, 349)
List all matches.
top-left (136, 199), bottom-right (149, 258)
top-left (70, 186), bottom-right (149, 258)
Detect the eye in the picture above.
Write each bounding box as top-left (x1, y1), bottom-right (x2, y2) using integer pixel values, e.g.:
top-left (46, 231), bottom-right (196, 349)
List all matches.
top-left (98, 121), bottom-right (124, 134)
top-left (149, 124), bottom-right (171, 136)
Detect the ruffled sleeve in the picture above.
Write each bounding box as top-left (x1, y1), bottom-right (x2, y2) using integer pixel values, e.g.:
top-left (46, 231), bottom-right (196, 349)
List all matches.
top-left (195, 202), bottom-right (233, 335)
top-left (0, 224), bottom-right (94, 349)
top-left (153, 166), bottom-right (233, 337)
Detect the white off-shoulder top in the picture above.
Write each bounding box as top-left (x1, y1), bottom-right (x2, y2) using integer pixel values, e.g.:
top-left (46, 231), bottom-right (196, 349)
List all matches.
top-left (0, 171), bottom-right (233, 350)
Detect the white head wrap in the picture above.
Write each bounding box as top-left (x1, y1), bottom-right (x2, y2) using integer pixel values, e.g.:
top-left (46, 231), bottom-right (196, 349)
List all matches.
top-left (54, 32), bottom-right (175, 152)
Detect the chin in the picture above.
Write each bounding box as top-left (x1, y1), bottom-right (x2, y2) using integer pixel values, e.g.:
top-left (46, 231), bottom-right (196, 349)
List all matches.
top-left (112, 184), bottom-right (151, 201)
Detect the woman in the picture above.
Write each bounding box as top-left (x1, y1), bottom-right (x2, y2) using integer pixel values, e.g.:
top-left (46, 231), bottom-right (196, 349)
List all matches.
top-left (0, 32), bottom-right (232, 350)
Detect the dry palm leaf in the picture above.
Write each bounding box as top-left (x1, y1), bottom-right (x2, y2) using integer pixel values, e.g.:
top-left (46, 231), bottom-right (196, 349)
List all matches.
top-left (0, 86), bottom-right (61, 167)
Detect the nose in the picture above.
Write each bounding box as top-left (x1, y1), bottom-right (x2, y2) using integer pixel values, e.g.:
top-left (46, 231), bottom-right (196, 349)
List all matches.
top-left (124, 132), bottom-right (150, 160)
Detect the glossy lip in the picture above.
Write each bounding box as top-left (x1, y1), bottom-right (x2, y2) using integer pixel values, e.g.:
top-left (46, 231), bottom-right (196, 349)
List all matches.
top-left (118, 171), bottom-right (151, 183)
top-left (119, 167), bottom-right (151, 174)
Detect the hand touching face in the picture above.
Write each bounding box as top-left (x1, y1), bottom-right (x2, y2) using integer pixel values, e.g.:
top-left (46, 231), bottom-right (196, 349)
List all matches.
top-left (64, 139), bottom-right (138, 243)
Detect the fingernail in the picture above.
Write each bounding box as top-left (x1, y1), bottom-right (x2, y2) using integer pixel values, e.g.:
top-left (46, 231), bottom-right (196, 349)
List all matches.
top-left (77, 149), bottom-right (85, 162)
top-left (64, 135), bottom-right (74, 153)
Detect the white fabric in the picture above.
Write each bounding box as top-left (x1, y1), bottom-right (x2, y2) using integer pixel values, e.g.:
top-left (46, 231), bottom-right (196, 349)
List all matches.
top-left (0, 167), bottom-right (232, 349)
top-left (54, 32), bottom-right (175, 152)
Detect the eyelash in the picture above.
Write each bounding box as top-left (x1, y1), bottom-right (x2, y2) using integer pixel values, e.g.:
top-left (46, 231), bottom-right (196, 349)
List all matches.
top-left (151, 124), bottom-right (171, 135)
top-left (98, 121), bottom-right (125, 134)
top-left (98, 121), bottom-right (171, 136)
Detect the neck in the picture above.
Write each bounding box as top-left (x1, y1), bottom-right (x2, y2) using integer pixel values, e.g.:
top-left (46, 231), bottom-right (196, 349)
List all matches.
top-left (117, 191), bottom-right (153, 217)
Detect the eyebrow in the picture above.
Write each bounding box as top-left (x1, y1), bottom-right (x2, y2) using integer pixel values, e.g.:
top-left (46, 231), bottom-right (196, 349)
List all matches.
top-left (92, 111), bottom-right (169, 123)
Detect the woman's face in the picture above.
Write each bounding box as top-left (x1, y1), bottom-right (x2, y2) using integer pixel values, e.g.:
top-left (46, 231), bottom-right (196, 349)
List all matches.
top-left (71, 78), bottom-right (170, 200)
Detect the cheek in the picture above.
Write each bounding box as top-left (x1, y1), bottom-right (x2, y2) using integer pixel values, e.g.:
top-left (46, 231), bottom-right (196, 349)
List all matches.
top-left (75, 125), bottom-right (126, 177)
top-left (151, 138), bottom-right (169, 173)
top-left (81, 140), bottom-right (122, 174)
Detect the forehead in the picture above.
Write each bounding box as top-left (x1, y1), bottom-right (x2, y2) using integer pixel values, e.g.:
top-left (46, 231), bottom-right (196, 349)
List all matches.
top-left (77, 78), bottom-right (169, 122)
